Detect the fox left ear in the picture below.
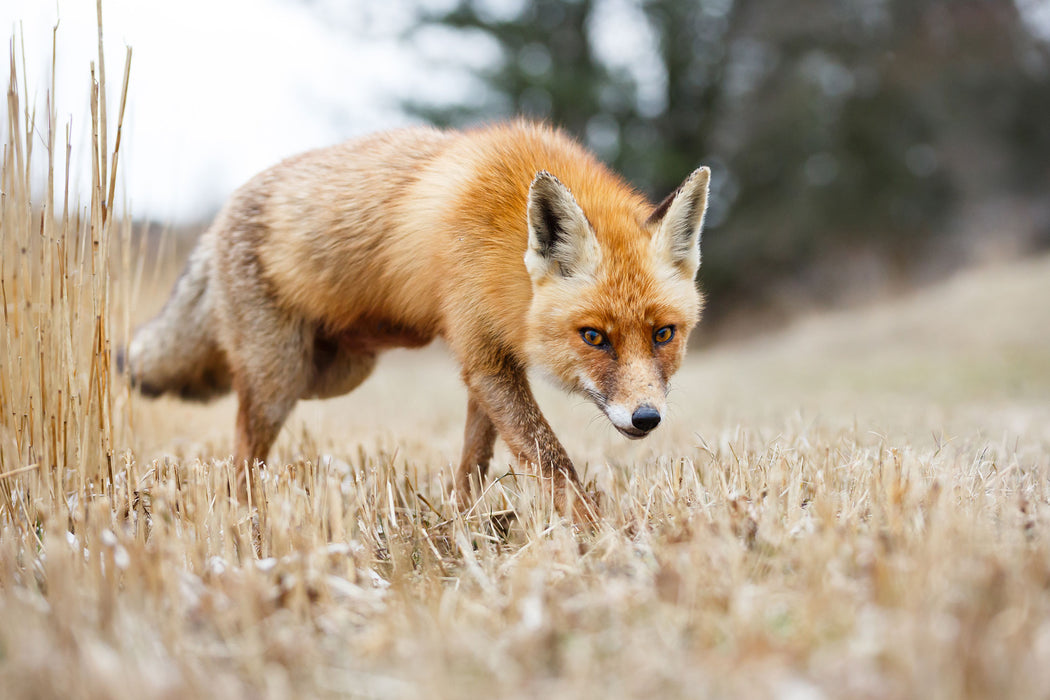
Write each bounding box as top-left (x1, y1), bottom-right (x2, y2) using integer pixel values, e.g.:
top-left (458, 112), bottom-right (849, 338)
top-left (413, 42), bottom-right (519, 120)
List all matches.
top-left (525, 171), bottom-right (600, 280)
top-left (647, 166), bottom-right (710, 279)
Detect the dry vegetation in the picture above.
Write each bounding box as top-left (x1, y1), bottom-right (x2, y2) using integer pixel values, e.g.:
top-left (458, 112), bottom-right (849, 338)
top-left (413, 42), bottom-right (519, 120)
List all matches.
top-left (3, 22), bottom-right (1050, 700)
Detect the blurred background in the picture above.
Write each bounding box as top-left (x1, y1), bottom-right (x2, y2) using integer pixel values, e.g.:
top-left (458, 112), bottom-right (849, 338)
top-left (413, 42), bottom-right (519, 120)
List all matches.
top-left (5, 0), bottom-right (1050, 339)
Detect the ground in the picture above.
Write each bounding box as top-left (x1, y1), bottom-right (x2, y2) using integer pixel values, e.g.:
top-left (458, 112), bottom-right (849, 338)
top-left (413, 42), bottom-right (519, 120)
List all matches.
top-left (2, 255), bottom-right (1049, 699)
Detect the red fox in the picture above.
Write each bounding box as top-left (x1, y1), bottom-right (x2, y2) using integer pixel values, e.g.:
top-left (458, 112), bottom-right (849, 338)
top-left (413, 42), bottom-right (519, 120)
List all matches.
top-left (125, 121), bottom-right (709, 522)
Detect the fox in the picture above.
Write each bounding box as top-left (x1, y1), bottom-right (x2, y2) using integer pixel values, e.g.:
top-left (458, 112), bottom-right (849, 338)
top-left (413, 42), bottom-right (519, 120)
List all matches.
top-left (124, 120), bottom-right (709, 523)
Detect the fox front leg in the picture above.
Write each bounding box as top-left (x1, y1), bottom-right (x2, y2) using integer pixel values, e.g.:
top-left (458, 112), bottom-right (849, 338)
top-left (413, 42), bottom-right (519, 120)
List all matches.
top-left (462, 358), bottom-right (599, 526)
top-left (455, 395), bottom-right (499, 501)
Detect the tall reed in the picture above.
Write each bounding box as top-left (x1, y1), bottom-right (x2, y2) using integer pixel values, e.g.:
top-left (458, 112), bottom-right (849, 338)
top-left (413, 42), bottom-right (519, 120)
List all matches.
top-left (0, 3), bottom-right (133, 531)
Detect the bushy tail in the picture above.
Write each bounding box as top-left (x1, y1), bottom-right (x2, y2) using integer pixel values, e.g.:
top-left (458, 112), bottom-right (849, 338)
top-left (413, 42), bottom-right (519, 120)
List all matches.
top-left (120, 235), bottom-right (232, 401)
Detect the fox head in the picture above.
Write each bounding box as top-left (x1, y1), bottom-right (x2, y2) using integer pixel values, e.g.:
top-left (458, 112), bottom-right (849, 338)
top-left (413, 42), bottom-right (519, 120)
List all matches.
top-left (523, 167), bottom-right (710, 439)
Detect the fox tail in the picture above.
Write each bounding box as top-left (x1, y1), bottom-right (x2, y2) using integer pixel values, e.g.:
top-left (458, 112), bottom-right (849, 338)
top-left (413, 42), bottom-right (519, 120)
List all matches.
top-left (119, 235), bottom-right (231, 401)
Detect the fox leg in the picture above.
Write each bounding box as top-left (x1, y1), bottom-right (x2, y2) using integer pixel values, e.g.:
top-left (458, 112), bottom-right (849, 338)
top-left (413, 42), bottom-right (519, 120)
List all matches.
top-left (463, 358), bottom-right (598, 525)
top-left (232, 370), bottom-right (305, 466)
top-left (454, 395), bottom-right (499, 501)
top-left (223, 314), bottom-right (313, 503)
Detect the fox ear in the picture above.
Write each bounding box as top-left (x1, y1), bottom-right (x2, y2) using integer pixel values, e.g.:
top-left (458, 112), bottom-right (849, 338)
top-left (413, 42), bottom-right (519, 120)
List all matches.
top-left (648, 166), bottom-right (710, 278)
top-left (525, 171), bottom-right (599, 280)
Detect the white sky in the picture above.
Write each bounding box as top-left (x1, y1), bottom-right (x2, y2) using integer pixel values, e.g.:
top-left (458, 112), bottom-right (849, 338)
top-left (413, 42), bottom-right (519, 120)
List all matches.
top-left (2, 0), bottom-right (667, 224)
top-left (2, 0), bottom-right (496, 222)
top-left (10, 0), bottom-right (1042, 224)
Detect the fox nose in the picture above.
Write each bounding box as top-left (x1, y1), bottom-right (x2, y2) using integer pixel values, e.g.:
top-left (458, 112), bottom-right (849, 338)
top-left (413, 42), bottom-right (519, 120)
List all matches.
top-left (631, 406), bottom-right (661, 432)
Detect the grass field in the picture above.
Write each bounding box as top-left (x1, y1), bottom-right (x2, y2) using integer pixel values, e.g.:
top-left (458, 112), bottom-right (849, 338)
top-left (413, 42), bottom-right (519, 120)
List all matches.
top-left (4, 27), bottom-right (1050, 700)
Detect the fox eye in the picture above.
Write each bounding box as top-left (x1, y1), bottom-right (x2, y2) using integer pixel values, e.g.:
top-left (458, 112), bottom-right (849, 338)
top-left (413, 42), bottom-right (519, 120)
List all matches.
top-left (653, 325), bottom-right (675, 345)
top-left (580, 328), bottom-right (607, 347)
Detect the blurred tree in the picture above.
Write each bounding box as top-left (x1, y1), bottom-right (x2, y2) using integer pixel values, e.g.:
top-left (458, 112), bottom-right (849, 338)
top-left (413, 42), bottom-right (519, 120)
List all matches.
top-left (707, 0), bottom-right (1050, 313)
top-left (406, 0), bottom-right (638, 162)
top-left (404, 0), bottom-right (1050, 329)
top-left (636, 0), bottom-right (750, 195)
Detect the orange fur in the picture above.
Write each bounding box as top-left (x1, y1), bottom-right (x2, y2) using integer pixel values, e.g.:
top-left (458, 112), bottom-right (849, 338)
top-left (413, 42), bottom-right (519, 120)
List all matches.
top-left (126, 120), bottom-right (710, 524)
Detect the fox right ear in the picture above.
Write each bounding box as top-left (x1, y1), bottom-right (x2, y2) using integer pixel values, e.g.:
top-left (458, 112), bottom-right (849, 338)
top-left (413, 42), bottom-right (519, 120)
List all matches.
top-left (648, 166), bottom-right (710, 279)
top-left (525, 171), bottom-right (600, 280)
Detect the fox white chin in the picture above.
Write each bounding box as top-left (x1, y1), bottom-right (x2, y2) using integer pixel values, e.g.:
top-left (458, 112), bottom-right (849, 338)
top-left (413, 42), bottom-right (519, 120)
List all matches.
top-left (614, 424), bottom-right (651, 440)
top-left (601, 403), bottom-right (652, 439)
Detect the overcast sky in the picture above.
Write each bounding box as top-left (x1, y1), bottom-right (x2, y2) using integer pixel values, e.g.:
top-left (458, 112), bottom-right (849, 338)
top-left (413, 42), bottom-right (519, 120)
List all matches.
top-left (7, 0), bottom-right (1047, 224)
top-left (2, 0), bottom-right (500, 222)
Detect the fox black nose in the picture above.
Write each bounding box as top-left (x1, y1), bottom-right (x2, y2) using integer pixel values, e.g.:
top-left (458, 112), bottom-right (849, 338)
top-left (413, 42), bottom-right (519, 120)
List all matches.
top-left (631, 406), bottom-right (661, 432)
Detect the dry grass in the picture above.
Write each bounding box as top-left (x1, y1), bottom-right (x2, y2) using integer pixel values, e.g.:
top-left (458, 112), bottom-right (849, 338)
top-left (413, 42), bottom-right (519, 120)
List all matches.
top-left (3, 19), bottom-right (1050, 700)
